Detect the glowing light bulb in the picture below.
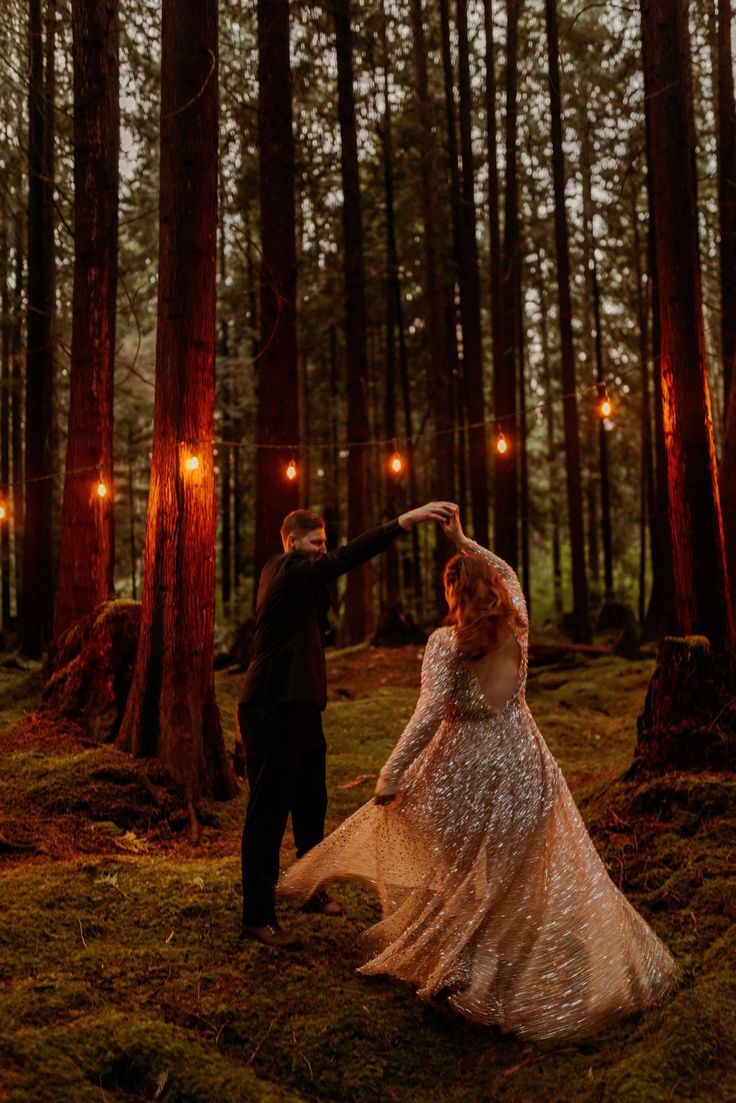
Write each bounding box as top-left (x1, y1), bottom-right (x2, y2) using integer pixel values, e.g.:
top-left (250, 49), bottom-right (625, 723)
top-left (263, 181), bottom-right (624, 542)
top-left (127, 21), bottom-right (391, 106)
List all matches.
top-left (286, 459), bottom-right (298, 481)
top-left (97, 480), bottom-right (108, 498)
top-left (597, 390), bottom-right (614, 420)
top-left (496, 431), bottom-right (508, 455)
top-left (0, 504), bottom-right (5, 521)
top-left (389, 451), bottom-right (403, 475)
top-left (185, 455), bottom-right (200, 472)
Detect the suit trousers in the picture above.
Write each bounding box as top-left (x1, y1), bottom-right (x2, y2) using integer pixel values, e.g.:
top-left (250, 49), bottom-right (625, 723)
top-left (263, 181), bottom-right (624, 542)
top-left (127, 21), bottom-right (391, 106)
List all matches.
top-left (239, 701), bottom-right (327, 926)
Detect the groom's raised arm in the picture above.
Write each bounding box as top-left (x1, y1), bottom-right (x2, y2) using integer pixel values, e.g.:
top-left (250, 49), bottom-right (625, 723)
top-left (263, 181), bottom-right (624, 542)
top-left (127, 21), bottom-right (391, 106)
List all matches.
top-left (285, 502), bottom-right (456, 587)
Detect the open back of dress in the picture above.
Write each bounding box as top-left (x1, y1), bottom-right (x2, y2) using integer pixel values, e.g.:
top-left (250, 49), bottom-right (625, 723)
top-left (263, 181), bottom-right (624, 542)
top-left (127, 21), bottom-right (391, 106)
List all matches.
top-left (465, 630), bottom-right (521, 714)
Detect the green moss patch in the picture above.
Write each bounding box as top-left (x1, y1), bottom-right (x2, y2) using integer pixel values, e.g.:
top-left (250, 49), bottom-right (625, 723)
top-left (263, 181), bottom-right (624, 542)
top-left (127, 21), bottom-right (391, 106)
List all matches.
top-left (0, 650), bottom-right (733, 1099)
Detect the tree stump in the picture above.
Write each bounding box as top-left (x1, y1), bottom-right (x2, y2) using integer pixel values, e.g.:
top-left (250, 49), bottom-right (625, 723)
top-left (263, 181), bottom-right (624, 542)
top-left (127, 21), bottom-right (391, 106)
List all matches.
top-left (633, 636), bottom-right (736, 772)
top-left (43, 601), bottom-right (141, 743)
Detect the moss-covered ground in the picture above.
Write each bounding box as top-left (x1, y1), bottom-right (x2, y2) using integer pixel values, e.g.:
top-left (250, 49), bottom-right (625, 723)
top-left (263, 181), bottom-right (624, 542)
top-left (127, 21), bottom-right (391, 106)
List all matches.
top-left (0, 646), bottom-right (734, 1101)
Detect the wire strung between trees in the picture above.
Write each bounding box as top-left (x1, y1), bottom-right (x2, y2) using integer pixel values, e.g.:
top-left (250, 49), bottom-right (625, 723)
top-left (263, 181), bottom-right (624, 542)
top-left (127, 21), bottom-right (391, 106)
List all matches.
top-left (0, 360), bottom-right (635, 498)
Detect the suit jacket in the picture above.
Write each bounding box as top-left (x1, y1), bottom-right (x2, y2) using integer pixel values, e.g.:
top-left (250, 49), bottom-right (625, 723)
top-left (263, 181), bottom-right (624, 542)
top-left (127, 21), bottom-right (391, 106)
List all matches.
top-left (239, 519), bottom-right (403, 710)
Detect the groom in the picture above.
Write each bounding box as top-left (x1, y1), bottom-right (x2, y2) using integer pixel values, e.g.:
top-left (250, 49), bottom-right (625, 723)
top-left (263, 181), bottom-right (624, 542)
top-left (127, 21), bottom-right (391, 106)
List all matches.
top-left (238, 501), bottom-right (455, 947)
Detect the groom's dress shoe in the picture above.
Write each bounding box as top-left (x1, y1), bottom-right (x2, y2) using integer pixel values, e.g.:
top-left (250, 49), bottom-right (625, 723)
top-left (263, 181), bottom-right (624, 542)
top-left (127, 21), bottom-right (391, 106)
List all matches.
top-left (300, 889), bottom-right (344, 916)
top-left (240, 923), bottom-right (301, 948)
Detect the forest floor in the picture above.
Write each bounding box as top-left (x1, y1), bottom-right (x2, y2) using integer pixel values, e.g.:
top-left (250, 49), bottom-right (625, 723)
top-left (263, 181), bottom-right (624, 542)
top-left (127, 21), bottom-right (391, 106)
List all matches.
top-left (0, 641), bottom-right (734, 1102)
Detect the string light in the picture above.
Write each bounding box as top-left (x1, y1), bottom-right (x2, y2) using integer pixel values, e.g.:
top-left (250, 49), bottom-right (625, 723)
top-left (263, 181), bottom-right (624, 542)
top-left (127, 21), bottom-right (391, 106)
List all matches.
top-left (597, 387), bottom-right (614, 420)
top-left (389, 446), bottom-right (404, 475)
top-left (97, 478), bottom-right (107, 498)
top-left (0, 368), bottom-right (641, 502)
top-left (0, 502), bottom-right (5, 521)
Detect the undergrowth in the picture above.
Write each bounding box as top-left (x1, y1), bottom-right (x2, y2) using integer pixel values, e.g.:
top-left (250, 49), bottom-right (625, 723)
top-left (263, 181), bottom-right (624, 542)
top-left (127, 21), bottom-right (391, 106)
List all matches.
top-left (0, 648), bottom-right (733, 1101)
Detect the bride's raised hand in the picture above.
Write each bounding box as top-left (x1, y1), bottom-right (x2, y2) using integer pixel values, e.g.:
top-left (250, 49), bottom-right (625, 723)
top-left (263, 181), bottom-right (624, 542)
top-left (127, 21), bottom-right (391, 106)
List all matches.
top-left (440, 506), bottom-right (465, 545)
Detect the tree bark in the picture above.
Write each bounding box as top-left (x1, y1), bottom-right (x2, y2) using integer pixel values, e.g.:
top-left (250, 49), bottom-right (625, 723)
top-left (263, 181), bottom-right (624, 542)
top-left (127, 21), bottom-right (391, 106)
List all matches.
top-left (641, 0), bottom-right (734, 656)
top-left (631, 183), bottom-right (656, 625)
top-left (55, 0), bottom-right (119, 643)
top-left (495, 0), bottom-right (521, 567)
top-left (455, 0), bottom-right (489, 546)
top-left (0, 214), bottom-right (10, 627)
top-left (253, 0), bottom-right (299, 588)
top-left (716, 0), bottom-right (736, 411)
top-left (642, 24), bottom-right (676, 639)
top-left (117, 0), bottom-right (236, 810)
top-left (21, 0), bottom-right (56, 657)
top-left (719, 1), bottom-right (736, 601)
top-left (537, 260), bottom-right (563, 617)
top-left (544, 0), bottom-right (590, 641)
top-left (591, 255), bottom-right (613, 603)
top-left (410, 0), bottom-right (454, 616)
top-left (331, 0), bottom-right (374, 643)
top-left (11, 210), bottom-right (23, 624)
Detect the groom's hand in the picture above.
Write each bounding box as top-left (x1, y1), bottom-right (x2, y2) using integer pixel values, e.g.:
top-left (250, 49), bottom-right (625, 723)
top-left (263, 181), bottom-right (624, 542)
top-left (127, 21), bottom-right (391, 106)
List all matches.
top-left (398, 501), bottom-right (457, 531)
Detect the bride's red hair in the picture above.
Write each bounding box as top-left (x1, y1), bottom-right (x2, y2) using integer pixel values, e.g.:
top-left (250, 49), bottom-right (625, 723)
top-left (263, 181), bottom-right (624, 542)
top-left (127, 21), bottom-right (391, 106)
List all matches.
top-left (443, 553), bottom-right (517, 659)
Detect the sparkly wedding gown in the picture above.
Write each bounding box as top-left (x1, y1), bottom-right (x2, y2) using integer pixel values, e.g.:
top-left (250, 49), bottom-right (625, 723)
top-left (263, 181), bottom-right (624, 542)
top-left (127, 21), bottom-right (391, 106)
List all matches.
top-left (279, 540), bottom-right (678, 1040)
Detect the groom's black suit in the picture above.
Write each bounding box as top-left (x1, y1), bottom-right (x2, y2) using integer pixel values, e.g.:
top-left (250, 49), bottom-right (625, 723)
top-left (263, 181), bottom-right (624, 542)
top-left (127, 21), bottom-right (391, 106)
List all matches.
top-left (239, 519), bottom-right (403, 927)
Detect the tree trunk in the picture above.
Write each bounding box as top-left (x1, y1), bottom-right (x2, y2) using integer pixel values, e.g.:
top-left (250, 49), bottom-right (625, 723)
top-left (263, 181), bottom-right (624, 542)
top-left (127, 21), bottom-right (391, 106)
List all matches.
top-left (55, 0), bottom-right (119, 643)
top-left (719, 1), bottom-right (736, 601)
top-left (11, 210), bottom-right (23, 624)
top-left (641, 0), bottom-right (734, 657)
top-left (0, 215), bottom-right (10, 627)
top-left (716, 0), bottom-right (736, 411)
top-left (544, 0), bottom-right (590, 642)
top-left (516, 263), bottom-right (530, 603)
top-left (455, 0), bottom-right (489, 546)
top-left (631, 182), bottom-right (656, 625)
top-left (634, 636), bottom-right (736, 771)
top-left (21, 0), bottom-right (56, 657)
top-left (217, 178), bottom-right (232, 612)
top-left (591, 254), bottom-right (613, 603)
top-left (117, 0), bottom-right (236, 811)
top-left (438, 0), bottom-right (466, 519)
top-left (252, 0), bottom-right (299, 588)
top-left (410, 0), bottom-right (454, 616)
top-left (495, 0), bottom-right (521, 567)
top-left (642, 25), bottom-right (676, 639)
top-left (723, 363), bottom-right (736, 601)
top-left (331, 0), bottom-right (374, 643)
top-left (537, 261), bottom-right (563, 617)
top-left (379, 11), bottom-right (401, 611)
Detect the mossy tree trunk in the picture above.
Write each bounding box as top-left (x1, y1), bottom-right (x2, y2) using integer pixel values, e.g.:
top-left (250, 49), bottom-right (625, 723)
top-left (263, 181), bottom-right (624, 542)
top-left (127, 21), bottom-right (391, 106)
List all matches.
top-left (635, 637), bottom-right (736, 771)
top-left (55, 0), bottom-right (119, 644)
top-left (116, 0), bottom-right (236, 813)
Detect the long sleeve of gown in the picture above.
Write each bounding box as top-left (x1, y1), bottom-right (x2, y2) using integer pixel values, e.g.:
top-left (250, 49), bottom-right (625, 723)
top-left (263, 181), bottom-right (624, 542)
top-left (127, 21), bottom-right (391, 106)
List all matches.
top-left (376, 630), bottom-right (455, 795)
top-left (460, 537), bottom-right (528, 629)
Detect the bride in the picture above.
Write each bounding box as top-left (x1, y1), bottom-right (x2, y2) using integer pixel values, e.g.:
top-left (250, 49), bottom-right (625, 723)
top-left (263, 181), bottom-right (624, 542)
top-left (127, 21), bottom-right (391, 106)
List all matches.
top-left (278, 509), bottom-right (678, 1041)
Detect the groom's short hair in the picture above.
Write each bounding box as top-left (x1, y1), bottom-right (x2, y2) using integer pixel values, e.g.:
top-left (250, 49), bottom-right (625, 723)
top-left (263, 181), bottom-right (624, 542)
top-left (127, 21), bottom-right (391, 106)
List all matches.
top-left (280, 509), bottom-right (325, 544)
